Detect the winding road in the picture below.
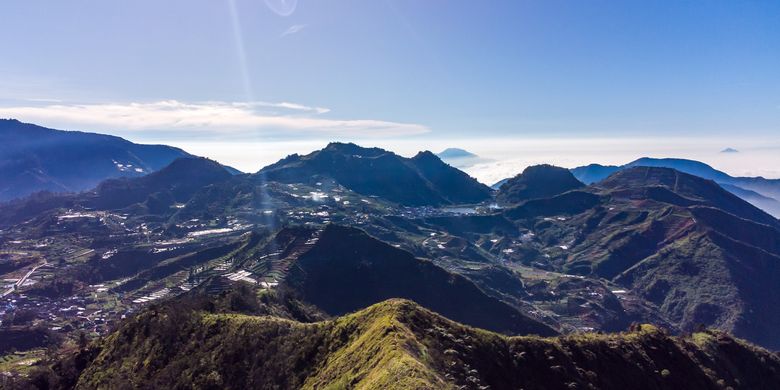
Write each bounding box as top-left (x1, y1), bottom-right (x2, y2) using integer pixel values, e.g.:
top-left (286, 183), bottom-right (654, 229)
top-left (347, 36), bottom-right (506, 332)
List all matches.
top-left (2, 261), bottom-right (48, 297)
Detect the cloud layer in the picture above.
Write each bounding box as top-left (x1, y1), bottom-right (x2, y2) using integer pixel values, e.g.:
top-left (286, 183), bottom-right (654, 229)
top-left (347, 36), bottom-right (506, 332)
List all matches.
top-left (0, 100), bottom-right (429, 138)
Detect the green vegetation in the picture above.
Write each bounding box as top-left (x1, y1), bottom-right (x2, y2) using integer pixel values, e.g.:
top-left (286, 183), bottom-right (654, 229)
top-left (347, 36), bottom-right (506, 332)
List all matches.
top-left (12, 298), bottom-right (780, 389)
top-left (5, 144), bottom-right (780, 390)
top-left (0, 349), bottom-right (46, 375)
top-left (501, 166), bottom-right (780, 349)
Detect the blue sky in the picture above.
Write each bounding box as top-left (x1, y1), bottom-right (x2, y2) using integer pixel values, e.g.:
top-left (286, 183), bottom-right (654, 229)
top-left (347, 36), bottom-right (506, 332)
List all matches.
top-left (1, 1), bottom-right (779, 177)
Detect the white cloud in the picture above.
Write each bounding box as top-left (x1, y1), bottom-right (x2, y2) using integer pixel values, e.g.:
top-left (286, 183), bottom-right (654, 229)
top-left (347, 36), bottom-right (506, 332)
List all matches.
top-left (0, 100), bottom-right (429, 138)
top-left (233, 101), bottom-right (329, 114)
top-left (22, 97), bottom-right (64, 103)
top-left (281, 24), bottom-right (306, 37)
top-left (447, 137), bottom-right (780, 184)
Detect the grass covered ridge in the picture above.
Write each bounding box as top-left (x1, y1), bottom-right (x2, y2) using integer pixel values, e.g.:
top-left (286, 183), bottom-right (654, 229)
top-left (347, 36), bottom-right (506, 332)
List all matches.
top-left (18, 297), bottom-right (780, 390)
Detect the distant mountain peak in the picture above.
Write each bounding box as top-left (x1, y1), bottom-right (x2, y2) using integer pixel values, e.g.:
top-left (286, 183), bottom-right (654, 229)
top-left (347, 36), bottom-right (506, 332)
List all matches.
top-left (412, 150), bottom-right (439, 161)
top-left (599, 166), bottom-right (717, 192)
top-left (597, 166), bottom-right (779, 227)
top-left (323, 142), bottom-right (386, 157)
top-left (572, 157), bottom-right (780, 217)
top-left (83, 156), bottom-right (233, 211)
top-left (324, 141), bottom-right (358, 150)
top-left (721, 147), bottom-right (739, 153)
top-left (496, 164), bottom-right (584, 205)
top-left (157, 156), bottom-right (227, 173)
top-left (520, 164), bottom-right (575, 177)
top-left (437, 148), bottom-right (478, 159)
top-left (0, 120), bottom-right (192, 202)
top-left (628, 157), bottom-right (719, 172)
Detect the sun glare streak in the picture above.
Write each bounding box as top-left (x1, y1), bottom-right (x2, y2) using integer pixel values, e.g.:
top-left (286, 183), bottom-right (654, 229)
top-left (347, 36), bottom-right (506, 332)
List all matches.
top-left (227, 0), bottom-right (277, 231)
top-left (227, 0), bottom-right (254, 102)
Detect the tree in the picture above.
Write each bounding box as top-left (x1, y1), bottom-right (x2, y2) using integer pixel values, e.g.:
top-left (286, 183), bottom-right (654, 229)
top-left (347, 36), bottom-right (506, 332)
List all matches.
top-left (78, 331), bottom-right (88, 349)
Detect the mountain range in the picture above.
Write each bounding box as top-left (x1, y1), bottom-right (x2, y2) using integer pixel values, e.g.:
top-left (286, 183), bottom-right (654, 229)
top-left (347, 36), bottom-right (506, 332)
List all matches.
top-left (257, 142), bottom-right (492, 206)
top-left (0, 119), bottom-right (199, 202)
top-left (496, 164), bottom-right (585, 205)
top-left (0, 157), bottom-right (235, 228)
top-left (17, 297), bottom-right (780, 390)
top-left (571, 157), bottom-right (780, 217)
top-left (3, 121), bottom-right (780, 388)
top-left (284, 224), bottom-right (555, 336)
top-left (507, 166), bottom-right (780, 348)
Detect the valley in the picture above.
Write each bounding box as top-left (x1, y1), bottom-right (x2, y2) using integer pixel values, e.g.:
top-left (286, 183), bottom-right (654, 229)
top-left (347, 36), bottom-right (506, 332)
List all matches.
top-left (4, 3), bottom-right (780, 387)
top-left (2, 138), bottom-right (780, 388)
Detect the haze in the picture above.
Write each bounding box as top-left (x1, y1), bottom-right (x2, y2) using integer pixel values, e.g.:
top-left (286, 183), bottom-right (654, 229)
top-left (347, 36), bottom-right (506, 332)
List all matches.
top-left (1, 0), bottom-right (778, 180)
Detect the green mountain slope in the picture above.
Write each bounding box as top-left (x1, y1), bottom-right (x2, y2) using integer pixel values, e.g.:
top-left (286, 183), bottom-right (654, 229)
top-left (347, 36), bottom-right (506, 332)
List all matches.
top-left (502, 166), bottom-right (780, 348)
top-left (19, 299), bottom-right (780, 390)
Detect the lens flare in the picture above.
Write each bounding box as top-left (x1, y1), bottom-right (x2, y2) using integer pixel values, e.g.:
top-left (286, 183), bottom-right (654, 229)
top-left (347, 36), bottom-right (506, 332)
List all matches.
top-left (264, 0), bottom-right (297, 16)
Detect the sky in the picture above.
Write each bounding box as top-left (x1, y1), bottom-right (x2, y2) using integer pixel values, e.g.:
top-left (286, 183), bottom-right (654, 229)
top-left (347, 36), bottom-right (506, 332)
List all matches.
top-left (1, 0), bottom-right (779, 182)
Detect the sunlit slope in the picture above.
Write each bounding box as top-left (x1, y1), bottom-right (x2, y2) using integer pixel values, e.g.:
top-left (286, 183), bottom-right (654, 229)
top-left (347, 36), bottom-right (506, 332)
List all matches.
top-left (72, 299), bottom-right (780, 390)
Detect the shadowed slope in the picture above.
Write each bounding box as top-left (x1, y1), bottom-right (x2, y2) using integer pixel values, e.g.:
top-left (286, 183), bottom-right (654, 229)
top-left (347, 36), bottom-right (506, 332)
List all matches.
top-left (497, 164), bottom-right (585, 205)
top-left (88, 157), bottom-right (233, 210)
top-left (257, 142), bottom-right (491, 206)
top-left (596, 166), bottom-right (779, 227)
top-left (514, 166), bottom-right (780, 348)
top-left (0, 119), bottom-right (191, 201)
top-left (0, 157), bottom-right (233, 226)
top-left (284, 224), bottom-right (556, 336)
top-left (572, 158), bottom-right (780, 217)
